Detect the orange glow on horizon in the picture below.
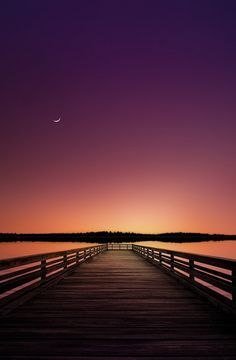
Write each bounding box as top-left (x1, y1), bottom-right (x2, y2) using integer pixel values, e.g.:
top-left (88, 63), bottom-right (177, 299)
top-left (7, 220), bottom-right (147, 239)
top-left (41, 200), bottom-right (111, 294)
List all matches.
top-left (1, 2), bottom-right (236, 235)
top-left (1, 169), bottom-right (235, 234)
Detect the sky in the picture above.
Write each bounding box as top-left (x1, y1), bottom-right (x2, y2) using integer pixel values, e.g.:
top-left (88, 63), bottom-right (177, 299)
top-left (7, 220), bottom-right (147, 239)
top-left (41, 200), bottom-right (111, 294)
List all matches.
top-left (1, 0), bottom-right (236, 234)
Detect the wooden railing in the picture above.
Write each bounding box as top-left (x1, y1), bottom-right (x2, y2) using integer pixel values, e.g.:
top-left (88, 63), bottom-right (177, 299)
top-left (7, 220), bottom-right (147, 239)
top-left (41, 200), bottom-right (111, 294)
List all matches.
top-left (1, 242), bottom-right (236, 315)
top-left (0, 244), bottom-right (107, 312)
top-left (132, 244), bottom-right (236, 314)
top-left (108, 243), bottom-right (132, 250)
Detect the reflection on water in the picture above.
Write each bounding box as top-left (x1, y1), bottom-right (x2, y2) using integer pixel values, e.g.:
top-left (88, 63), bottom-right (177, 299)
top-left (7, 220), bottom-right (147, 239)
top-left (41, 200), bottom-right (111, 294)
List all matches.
top-left (0, 242), bottom-right (95, 260)
top-left (0, 240), bottom-right (236, 260)
top-left (136, 240), bottom-right (236, 260)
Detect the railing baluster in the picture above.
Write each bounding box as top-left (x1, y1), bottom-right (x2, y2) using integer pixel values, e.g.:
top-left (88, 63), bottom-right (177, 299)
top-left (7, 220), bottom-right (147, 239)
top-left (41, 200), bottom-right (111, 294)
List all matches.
top-left (170, 253), bottom-right (174, 272)
top-left (189, 258), bottom-right (194, 281)
top-left (41, 259), bottom-right (47, 281)
top-left (63, 254), bottom-right (67, 269)
top-left (232, 267), bottom-right (236, 309)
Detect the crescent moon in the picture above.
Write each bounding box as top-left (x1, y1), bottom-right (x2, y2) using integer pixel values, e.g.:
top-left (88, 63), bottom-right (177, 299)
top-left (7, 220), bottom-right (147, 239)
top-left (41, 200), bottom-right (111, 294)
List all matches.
top-left (53, 117), bottom-right (61, 123)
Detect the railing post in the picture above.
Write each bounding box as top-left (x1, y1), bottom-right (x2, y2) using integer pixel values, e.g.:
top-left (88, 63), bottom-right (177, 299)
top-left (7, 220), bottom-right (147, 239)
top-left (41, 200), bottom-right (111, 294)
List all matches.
top-left (151, 249), bottom-right (154, 262)
top-left (170, 253), bottom-right (174, 272)
top-left (63, 254), bottom-right (67, 269)
top-left (76, 251), bottom-right (80, 264)
top-left (159, 251), bottom-right (162, 266)
top-left (41, 259), bottom-right (47, 281)
top-left (189, 258), bottom-right (194, 281)
top-left (232, 267), bottom-right (236, 309)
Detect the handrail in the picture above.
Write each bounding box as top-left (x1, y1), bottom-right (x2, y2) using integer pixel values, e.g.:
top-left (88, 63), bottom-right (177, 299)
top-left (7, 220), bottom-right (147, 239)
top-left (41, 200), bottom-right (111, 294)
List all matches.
top-left (108, 243), bottom-right (133, 250)
top-left (0, 244), bottom-right (107, 312)
top-left (132, 244), bottom-right (236, 314)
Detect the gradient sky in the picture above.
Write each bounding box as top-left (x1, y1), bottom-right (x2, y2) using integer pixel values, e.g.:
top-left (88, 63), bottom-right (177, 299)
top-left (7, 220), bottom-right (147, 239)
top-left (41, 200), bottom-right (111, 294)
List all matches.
top-left (1, 0), bottom-right (236, 234)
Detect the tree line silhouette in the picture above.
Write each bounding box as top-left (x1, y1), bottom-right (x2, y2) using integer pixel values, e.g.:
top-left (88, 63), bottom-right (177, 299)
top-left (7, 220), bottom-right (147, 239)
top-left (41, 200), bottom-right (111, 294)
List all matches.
top-left (0, 232), bottom-right (236, 243)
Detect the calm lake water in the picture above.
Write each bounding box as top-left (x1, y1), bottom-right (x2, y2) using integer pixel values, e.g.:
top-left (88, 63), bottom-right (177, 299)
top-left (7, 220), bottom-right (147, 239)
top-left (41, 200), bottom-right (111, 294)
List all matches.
top-left (136, 240), bottom-right (236, 260)
top-left (0, 240), bottom-right (236, 260)
top-left (0, 242), bottom-right (94, 260)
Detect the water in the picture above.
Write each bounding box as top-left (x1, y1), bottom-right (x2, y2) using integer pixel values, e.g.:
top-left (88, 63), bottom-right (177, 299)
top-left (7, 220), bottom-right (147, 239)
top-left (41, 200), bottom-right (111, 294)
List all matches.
top-left (0, 242), bottom-right (95, 260)
top-left (136, 240), bottom-right (236, 260)
top-left (0, 240), bottom-right (236, 260)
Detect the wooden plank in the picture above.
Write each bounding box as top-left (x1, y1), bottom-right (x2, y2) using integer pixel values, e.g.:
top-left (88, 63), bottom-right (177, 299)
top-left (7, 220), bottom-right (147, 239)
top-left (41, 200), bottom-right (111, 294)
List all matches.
top-left (1, 339), bottom-right (236, 356)
top-left (1, 326), bottom-right (236, 339)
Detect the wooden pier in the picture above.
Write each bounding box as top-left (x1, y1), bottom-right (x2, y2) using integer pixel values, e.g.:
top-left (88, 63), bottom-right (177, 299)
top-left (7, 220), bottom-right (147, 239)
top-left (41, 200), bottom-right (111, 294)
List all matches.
top-left (0, 244), bottom-right (236, 359)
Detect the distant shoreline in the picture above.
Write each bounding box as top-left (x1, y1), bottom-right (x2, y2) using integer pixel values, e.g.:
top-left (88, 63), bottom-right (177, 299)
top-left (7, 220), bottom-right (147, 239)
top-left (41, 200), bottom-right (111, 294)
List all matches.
top-left (0, 232), bottom-right (236, 243)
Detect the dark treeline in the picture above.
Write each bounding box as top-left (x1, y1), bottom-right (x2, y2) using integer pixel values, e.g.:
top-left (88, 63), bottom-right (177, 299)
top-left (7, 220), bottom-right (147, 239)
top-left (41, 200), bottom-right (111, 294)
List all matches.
top-left (0, 232), bottom-right (236, 243)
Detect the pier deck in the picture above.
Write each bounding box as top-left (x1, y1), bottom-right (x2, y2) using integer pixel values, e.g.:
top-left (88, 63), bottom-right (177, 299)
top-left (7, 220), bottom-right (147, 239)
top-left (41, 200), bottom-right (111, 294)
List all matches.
top-left (1, 250), bottom-right (236, 359)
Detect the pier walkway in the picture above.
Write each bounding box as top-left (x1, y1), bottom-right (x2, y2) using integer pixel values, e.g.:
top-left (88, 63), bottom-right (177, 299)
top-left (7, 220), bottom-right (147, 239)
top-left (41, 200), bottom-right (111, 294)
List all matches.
top-left (0, 246), bottom-right (236, 359)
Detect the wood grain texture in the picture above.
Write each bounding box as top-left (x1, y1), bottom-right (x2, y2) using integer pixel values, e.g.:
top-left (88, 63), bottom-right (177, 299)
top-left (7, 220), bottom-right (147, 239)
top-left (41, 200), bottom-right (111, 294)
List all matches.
top-left (0, 250), bottom-right (236, 359)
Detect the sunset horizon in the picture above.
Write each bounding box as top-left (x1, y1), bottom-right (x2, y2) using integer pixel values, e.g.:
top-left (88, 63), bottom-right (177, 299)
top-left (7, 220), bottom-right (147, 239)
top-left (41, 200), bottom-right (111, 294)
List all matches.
top-left (1, 1), bottom-right (236, 235)
top-left (1, 229), bottom-right (236, 236)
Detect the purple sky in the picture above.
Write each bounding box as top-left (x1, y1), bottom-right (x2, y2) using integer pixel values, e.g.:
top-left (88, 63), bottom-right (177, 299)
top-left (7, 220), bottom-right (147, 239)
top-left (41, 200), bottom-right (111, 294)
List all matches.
top-left (1, 0), bottom-right (236, 234)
